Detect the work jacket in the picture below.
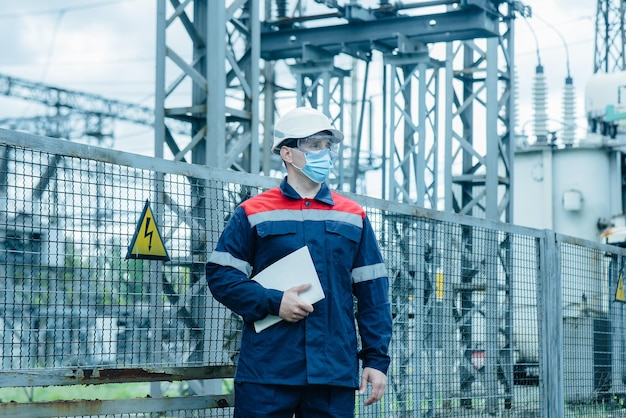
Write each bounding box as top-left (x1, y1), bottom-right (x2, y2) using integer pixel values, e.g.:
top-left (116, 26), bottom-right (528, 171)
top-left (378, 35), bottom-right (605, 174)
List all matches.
top-left (206, 178), bottom-right (392, 388)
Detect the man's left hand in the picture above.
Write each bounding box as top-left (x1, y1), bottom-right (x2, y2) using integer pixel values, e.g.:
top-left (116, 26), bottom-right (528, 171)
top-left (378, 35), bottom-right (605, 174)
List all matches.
top-left (359, 367), bottom-right (387, 406)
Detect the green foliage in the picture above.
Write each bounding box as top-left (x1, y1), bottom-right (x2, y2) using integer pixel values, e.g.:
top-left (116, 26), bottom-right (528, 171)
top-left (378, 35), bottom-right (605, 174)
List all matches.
top-left (0, 383), bottom-right (152, 403)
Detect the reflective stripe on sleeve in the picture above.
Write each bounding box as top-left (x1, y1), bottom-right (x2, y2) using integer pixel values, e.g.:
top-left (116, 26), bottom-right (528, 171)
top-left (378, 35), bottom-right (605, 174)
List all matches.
top-left (351, 262), bottom-right (387, 283)
top-left (208, 250), bottom-right (252, 277)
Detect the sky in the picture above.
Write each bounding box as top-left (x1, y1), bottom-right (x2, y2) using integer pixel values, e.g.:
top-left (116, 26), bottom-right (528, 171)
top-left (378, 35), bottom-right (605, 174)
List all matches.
top-left (0, 0), bottom-right (158, 153)
top-left (0, 0), bottom-right (597, 155)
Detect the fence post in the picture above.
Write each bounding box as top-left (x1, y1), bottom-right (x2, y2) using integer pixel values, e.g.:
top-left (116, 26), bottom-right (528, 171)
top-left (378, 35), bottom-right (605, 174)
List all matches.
top-left (484, 229), bottom-right (500, 414)
top-left (610, 254), bottom-right (626, 397)
top-left (539, 230), bottom-right (564, 417)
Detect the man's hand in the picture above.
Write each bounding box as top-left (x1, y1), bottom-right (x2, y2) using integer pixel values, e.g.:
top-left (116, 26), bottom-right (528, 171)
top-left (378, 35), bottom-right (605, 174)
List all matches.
top-left (359, 367), bottom-right (387, 406)
top-left (279, 283), bottom-right (314, 322)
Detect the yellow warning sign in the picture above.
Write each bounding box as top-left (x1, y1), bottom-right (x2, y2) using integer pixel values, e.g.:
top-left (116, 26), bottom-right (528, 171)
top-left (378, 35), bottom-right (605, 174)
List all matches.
top-left (616, 273), bottom-right (625, 303)
top-left (126, 200), bottom-right (170, 261)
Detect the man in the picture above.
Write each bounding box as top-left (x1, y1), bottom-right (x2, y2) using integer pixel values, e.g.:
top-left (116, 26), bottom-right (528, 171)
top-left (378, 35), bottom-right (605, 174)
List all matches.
top-left (206, 106), bottom-right (392, 417)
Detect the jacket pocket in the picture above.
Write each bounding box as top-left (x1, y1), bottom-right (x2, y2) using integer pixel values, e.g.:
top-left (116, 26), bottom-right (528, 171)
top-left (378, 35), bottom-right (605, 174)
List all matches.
top-left (325, 221), bottom-right (361, 243)
top-left (324, 221), bottom-right (360, 267)
top-left (254, 221), bottom-right (300, 269)
top-left (256, 221), bottom-right (297, 238)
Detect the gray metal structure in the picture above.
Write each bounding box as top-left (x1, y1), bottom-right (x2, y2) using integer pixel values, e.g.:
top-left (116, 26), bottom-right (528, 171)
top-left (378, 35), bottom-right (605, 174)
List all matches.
top-left (155, 0), bottom-right (527, 223)
top-left (594, 0), bottom-right (626, 73)
top-left (0, 73), bottom-right (190, 142)
top-left (154, 0), bottom-right (259, 170)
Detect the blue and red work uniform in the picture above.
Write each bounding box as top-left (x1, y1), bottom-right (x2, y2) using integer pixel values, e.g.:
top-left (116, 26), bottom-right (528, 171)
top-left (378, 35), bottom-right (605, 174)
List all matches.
top-left (205, 178), bottom-right (392, 390)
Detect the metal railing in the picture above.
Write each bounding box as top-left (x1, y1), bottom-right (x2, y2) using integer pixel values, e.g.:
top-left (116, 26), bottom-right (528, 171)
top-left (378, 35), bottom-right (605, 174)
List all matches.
top-left (1, 128), bottom-right (625, 417)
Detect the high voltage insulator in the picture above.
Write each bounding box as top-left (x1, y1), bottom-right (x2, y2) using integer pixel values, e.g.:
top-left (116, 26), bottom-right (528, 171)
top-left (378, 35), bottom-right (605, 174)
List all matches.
top-left (561, 76), bottom-right (577, 143)
top-left (532, 65), bottom-right (549, 142)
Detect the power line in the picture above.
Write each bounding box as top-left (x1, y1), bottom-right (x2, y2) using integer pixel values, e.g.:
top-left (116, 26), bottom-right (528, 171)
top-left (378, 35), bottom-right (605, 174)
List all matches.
top-left (0, 0), bottom-right (139, 20)
top-left (38, 9), bottom-right (65, 83)
top-left (534, 12), bottom-right (573, 78)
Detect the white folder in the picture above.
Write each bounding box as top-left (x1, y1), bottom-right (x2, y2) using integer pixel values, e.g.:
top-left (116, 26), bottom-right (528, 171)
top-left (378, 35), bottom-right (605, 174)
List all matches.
top-left (252, 246), bottom-right (325, 332)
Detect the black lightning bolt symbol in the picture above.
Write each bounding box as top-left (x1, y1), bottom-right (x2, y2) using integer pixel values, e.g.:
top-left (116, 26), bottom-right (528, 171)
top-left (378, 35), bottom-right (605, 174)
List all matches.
top-left (144, 217), bottom-right (154, 251)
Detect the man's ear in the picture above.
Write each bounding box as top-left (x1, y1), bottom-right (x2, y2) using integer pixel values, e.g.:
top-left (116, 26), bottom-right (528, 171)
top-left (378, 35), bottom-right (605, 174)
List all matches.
top-left (279, 146), bottom-right (293, 163)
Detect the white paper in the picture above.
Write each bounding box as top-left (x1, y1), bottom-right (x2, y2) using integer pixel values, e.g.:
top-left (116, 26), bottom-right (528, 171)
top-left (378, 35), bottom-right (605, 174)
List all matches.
top-left (252, 246), bottom-right (325, 332)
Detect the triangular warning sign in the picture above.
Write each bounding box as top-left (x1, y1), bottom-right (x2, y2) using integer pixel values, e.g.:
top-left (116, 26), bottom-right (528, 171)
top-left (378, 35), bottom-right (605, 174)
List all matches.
top-left (126, 200), bottom-right (170, 261)
top-left (616, 273), bottom-right (626, 303)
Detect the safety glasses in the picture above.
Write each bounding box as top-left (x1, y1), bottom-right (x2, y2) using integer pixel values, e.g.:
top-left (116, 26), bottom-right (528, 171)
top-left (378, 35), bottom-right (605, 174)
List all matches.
top-left (297, 134), bottom-right (339, 156)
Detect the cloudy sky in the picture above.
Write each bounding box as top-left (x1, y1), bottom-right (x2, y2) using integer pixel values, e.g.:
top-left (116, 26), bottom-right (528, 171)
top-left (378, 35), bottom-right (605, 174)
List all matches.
top-left (0, 0), bottom-right (157, 152)
top-left (0, 0), bottom-right (597, 154)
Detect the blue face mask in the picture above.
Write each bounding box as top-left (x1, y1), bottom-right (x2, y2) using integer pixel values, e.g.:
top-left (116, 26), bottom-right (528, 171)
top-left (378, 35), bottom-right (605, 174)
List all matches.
top-left (292, 148), bottom-right (334, 183)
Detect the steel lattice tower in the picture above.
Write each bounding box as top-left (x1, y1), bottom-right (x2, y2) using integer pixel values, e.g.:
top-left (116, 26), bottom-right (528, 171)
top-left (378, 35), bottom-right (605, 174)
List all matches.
top-left (155, 0), bottom-right (523, 223)
top-left (594, 0), bottom-right (626, 73)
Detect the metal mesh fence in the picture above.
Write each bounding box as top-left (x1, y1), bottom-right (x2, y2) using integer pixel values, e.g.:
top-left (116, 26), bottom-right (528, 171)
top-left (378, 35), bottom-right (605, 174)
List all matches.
top-left (559, 237), bottom-right (626, 417)
top-left (368, 211), bottom-right (543, 416)
top-left (3, 148), bottom-right (200, 370)
top-left (2, 129), bottom-right (626, 417)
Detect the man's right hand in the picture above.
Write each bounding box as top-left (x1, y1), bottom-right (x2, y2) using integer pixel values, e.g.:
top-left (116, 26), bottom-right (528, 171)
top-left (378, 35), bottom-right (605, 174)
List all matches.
top-left (279, 283), bottom-right (314, 322)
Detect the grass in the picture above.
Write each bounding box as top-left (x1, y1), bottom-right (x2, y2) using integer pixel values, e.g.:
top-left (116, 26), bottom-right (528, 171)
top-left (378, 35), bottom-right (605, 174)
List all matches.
top-left (0, 382), bottom-right (182, 403)
top-left (0, 379), bottom-right (235, 404)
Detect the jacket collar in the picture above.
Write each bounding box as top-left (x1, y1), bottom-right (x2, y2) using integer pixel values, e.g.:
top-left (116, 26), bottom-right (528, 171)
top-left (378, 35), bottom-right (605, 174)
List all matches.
top-left (280, 176), bottom-right (335, 206)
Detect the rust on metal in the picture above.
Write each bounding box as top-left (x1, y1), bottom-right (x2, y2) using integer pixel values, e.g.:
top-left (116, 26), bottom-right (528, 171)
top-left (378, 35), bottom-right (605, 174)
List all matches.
top-left (64, 365), bottom-right (236, 384)
top-left (216, 398), bottom-right (230, 408)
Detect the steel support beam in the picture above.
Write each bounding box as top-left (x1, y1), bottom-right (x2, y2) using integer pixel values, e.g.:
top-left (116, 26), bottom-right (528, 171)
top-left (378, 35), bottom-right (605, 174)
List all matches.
top-left (155, 0), bottom-right (259, 171)
top-left (384, 37), bottom-right (442, 206)
top-left (444, 9), bottom-right (514, 222)
top-left (261, 6), bottom-right (501, 60)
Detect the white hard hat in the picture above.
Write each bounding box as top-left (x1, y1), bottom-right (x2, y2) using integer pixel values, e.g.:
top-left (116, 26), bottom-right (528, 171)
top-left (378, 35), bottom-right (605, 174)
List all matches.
top-left (272, 107), bottom-right (344, 154)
